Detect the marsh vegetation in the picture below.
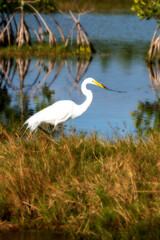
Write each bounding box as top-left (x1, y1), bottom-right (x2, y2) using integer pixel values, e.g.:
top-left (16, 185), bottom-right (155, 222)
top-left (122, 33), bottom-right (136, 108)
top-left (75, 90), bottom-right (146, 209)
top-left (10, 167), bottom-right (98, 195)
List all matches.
top-left (0, 125), bottom-right (160, 239)
top-left (1, 1), bottom-right (160, 239)
top-left (0, 0), bottom-right (95, 55)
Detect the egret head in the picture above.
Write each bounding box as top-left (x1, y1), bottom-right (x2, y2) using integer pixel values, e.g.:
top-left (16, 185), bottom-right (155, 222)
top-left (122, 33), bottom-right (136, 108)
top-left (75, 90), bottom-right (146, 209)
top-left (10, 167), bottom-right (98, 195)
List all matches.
top-left (88, 78), bottom-right (125, 93)
top-left (84, 77), bottom-right (107, 89)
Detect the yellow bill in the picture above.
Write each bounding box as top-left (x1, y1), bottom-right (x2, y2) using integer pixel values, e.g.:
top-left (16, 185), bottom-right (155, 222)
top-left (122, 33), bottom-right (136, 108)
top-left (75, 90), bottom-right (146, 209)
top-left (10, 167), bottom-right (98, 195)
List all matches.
top-left (92, 80), bottom-right (107, 89)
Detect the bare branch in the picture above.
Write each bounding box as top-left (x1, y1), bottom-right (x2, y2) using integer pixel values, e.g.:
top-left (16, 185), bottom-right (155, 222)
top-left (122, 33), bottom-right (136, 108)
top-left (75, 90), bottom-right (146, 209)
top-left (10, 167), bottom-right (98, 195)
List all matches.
top-left (25, 2), bottom-right (57, 45)
top-left (0, 13), bottom-right (17, 43)
top-left (50, 14), bottom-right (65, 43)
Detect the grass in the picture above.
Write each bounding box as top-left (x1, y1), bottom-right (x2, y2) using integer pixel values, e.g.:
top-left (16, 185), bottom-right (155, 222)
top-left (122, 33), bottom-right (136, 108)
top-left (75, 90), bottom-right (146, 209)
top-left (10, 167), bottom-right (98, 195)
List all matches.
top-left (0, 123), bottom-right (160, 239)
top-left (0, 43), bottom-right (93, 58)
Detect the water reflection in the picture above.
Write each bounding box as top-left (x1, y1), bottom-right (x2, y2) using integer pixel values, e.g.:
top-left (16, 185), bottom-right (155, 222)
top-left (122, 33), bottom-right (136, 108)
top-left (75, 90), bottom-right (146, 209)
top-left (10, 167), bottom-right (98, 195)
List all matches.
top-left (0, 57), bottom-right (92, 94)
top-left (0, 56), bottom-right (92, 127)
top-left (1, 11), bottom-right (160, 137)
top-left (131, 63), bottom-right (160, 135)
top-left (0, 52), bottom-right (159, 137)
top-left (148, 63), bottom-right (160, 99)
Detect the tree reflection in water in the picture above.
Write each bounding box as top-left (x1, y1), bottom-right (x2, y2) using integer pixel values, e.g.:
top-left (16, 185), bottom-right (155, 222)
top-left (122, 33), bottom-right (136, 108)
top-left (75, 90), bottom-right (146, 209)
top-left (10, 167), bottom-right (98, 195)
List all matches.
top-left (0, 56), bottom-right (92, 133)
top-left (131, 63), bottom-right (160, 136)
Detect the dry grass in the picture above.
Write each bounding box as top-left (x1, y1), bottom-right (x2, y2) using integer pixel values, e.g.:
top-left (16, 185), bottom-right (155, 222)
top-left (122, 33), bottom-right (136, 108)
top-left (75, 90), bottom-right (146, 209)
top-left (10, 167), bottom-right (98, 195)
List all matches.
top-left (0, 124), bottom-right (160, 239)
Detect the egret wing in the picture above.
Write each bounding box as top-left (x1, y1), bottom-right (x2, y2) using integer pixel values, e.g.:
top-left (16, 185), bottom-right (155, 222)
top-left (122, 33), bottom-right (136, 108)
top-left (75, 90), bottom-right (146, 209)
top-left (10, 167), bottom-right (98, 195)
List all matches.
top-left (37, 100), bottom-right (75, 125)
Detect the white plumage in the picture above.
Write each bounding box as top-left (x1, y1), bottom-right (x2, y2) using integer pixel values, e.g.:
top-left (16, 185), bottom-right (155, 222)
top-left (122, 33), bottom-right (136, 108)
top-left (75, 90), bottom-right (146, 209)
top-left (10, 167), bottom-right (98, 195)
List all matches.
top-left (24, 77), bottom-right (107, 132)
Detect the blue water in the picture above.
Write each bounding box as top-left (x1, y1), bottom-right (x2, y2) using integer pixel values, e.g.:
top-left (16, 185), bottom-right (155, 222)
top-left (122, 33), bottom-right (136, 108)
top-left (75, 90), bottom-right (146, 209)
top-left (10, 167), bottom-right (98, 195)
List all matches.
top-left (18, 12), bottom-right (156, 44)
top-left (0, 13), bottom-right (158, 137)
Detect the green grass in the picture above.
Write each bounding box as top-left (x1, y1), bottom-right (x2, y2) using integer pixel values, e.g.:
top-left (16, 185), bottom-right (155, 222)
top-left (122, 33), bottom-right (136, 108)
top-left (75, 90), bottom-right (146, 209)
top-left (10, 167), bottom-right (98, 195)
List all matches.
top-left (0, 43), bottom-right (93, 58)
top-left (0, 124), bottom-right (160, 239)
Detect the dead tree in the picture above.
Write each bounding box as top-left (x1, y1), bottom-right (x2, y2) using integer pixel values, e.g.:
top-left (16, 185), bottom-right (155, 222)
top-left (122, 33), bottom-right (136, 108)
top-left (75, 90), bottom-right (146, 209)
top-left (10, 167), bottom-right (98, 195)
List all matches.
top-left (50, 14), bottom-right (65, 43)
top-left (0, 2), bottom-right (95, 52)
top-left (0, 0), bottom-right (58, 47)
top-left (148, 63), bottom-right (160, 99)
top-left (0, 12), bottom-right (17, 46)
top-left (34, 15), bottom-right (44, 43)
top-left (25, 2), bottom-right (57, 46)
top-left (148, 25), bottom-right (160, 63)
top-left (16, 5), bottom-right (31, 47)
top-left (65, 11), bottom-right (95, 53)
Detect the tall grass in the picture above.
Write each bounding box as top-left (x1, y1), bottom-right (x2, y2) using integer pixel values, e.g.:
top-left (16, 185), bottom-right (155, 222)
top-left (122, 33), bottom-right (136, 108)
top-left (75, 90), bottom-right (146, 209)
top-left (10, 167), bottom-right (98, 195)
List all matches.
top-left (0, 124), bottom-right (160, 239)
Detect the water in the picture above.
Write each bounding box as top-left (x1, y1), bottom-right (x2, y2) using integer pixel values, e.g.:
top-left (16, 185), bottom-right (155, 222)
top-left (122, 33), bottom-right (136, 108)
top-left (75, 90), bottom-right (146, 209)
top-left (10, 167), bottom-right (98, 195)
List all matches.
top-left (0, 13), bottom-right (159, 137)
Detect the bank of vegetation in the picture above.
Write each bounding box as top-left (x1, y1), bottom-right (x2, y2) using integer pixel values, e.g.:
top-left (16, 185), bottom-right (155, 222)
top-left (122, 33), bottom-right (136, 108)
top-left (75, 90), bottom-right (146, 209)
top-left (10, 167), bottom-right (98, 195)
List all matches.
top-left (0, 124), bottom-right (160, 239)
top-left (0, 0), bottom-right (96, 57)
top-left (0, 44), bottom-right (78, 58)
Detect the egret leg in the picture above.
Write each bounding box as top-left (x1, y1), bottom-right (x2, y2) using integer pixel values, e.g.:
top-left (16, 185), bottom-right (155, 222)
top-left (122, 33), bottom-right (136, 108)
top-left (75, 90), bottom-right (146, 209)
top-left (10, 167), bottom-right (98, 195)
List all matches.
top-left (51, 125), bottom-right (56, 137)
top-left (38, 126), bottom-right (58, 141)
top-left (38, 126), bottom-right (51, 136)
top-left (38, 126), bottom-right (58, 144)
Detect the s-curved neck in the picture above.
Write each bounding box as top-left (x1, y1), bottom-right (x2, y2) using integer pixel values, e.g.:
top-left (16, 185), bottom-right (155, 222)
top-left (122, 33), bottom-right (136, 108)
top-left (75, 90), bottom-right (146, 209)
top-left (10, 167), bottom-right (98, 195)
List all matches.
top-left (76, 80), bottom-right (93, 117)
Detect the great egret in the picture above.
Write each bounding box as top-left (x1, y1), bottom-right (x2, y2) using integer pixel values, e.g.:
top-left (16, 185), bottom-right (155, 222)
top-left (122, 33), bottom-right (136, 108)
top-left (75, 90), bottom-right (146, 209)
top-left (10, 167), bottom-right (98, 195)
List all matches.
top-left (24, 77), bottom-right (107, 132)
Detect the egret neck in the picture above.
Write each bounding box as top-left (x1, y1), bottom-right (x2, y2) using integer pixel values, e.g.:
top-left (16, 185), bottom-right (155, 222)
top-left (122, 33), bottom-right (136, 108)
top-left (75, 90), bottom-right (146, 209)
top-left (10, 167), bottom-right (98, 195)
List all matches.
top-left (73, 79), bottom-right (93, 118)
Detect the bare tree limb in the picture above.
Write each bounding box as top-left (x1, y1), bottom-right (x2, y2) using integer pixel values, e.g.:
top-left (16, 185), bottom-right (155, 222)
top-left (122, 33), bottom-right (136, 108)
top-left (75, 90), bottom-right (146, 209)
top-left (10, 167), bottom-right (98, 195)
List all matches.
top-left (25, 2), bottom-right (57, 45)
top-left (50, 14), bottom-right (65, 43)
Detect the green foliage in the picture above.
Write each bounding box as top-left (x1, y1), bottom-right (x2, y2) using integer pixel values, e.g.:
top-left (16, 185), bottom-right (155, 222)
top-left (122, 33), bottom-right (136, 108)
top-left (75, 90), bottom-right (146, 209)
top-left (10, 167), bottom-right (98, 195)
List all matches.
top-left (131, 100), bottom-right (160, 136)
top-left (6, 0), bottom-right (55, 12)
top-left (0, 0), bottom-right (6, 8)
top-left (131, 0), bottom-right (160, 20)
top-left (0, 0), bottom-right (9, 12)
top-left (37, 0), bottom-right (55, 11)
top-left (0, 44), bottom-right (75, 57)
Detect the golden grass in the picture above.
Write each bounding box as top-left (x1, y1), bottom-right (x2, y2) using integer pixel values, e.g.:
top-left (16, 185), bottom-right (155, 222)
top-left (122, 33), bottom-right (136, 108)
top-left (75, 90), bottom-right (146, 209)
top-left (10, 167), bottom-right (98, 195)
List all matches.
top-left (0, 124), bottom-right (160, 239)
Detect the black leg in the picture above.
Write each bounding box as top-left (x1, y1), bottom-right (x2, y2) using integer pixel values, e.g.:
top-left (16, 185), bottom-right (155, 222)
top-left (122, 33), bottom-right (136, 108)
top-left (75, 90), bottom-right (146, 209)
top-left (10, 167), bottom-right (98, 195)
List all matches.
top-left (38, 126), bottom-right (51, 136)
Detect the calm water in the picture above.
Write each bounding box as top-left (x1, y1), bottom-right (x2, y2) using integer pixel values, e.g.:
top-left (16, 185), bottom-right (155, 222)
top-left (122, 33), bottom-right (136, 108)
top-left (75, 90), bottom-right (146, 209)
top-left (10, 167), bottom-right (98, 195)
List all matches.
top-left (0, 13), bottom-right (159, 137)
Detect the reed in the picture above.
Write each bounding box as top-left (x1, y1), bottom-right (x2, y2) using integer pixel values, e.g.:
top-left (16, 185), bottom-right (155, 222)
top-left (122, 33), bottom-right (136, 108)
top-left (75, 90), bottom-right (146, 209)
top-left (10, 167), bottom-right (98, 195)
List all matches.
top-left (0, 124), bottom-right (160, 239)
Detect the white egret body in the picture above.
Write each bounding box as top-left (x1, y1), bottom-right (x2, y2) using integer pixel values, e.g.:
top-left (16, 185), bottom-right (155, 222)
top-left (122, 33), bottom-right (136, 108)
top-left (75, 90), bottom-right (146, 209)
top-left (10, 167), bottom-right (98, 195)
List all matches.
top-left (24, 77), bottom-right (107, 132)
